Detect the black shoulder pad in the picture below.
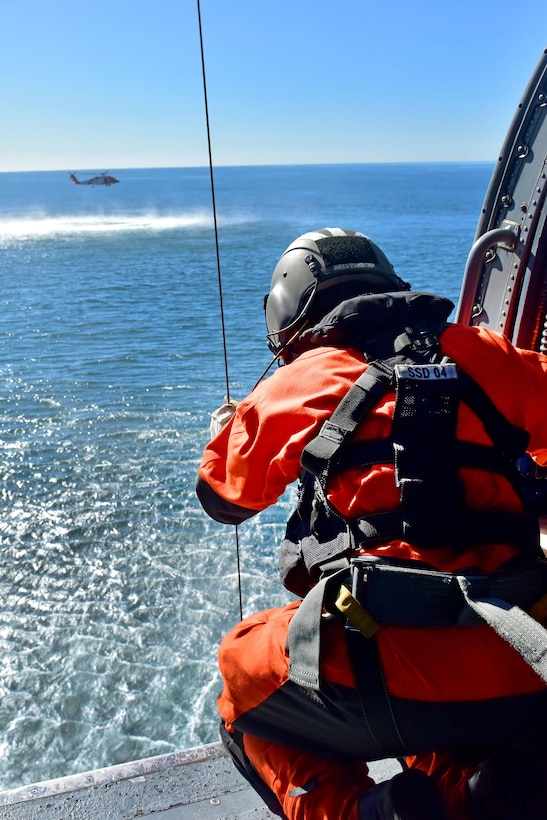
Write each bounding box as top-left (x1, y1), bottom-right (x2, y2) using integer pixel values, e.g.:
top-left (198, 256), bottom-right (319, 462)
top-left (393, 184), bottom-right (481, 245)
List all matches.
top-left (297, 291), bottom-right (454, 358)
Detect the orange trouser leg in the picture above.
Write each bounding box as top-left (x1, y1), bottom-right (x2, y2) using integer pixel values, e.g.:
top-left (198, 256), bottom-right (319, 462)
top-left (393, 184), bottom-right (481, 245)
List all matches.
top-left (243, 733), bottom-right (375, 820)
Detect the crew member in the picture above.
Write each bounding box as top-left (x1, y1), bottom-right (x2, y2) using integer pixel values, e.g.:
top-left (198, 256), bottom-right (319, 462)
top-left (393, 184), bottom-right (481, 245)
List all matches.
top-left (196, 228), bottom-right (547, 819)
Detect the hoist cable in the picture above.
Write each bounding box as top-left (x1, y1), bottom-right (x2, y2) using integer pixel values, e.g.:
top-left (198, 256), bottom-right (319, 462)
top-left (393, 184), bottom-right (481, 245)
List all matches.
top-left (196, 0), bottom-right (230, 402)
top-left (196, 0), bottom-right (243, 621)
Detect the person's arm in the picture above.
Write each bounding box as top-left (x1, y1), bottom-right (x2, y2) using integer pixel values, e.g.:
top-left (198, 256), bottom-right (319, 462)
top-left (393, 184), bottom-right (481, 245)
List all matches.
top-left (197, 369), bottom-right (312, 526)
top-left (196, 348), bottom-right (362, 523)
top-left (195, 474), bottom-right (257, 524)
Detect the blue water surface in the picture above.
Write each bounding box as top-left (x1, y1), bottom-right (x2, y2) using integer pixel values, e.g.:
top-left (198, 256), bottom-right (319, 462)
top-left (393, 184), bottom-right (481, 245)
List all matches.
top-left (0, 162), bottom-right (493, 789)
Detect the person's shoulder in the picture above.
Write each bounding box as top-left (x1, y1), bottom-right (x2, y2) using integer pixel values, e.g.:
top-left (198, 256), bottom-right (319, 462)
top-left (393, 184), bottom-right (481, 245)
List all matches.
top-left (295, 345), bottom-right (364, 363)
top-left (288, 345), bottom-right (366, 377)
top-left (253, 346), bottom-right (365, 398)
top-left (441, 323), bottom-right (547, 374)
top-left (442, 322), bottom-right (515, 353)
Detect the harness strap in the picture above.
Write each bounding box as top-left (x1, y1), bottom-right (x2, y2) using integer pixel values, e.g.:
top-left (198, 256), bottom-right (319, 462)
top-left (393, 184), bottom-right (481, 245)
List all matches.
top-left (351, 558), bottom-right (546, 627)
top-left (301, 361), bottom-right (394, 482)
top-left (286, 569), bottom-right (407, 756)
top-left (287, 561), bottom-right (547, 692)
top-left (301, 356), bottom-right (534, 557)
top-left (301, 356), bottom-right (526, 481)
top-left (458, 577), bottom-right (547, 680)
top-left (345, 627), bottom-right (408, 757)
top-left (459, 371), bottom-right (530, 461)
top-left (300, 533), bottom-right (350, 576)
top-left (296, 510), bottom-right (539, 581)
top-left (352, 509), bottom-right (540, 550)
top-left (287, 569), bottom-right (347, 690)
top-left (327, 438), bottom-right (521, 478)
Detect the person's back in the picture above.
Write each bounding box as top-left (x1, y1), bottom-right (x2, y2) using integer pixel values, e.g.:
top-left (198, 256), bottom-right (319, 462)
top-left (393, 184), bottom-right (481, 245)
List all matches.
top-left (197, 228), bottom-right (547, 819)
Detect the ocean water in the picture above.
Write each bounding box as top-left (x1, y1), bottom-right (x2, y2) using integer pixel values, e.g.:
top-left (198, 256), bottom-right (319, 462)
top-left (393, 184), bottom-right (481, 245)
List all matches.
top-left (0, 163), bottom-right (493, 790)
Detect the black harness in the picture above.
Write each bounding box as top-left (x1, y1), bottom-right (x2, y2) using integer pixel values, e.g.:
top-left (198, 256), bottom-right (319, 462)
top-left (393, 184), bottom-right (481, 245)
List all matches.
top-left (304, 356), bottom-right (536, 549)
top-left (280, 292), bottom-right (541, 596)
top-left (278, 293), bottom-right (547, 755)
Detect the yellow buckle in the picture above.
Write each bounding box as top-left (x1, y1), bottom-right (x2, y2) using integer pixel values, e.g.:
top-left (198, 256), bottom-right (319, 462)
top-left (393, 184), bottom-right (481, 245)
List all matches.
top-left (334, 585), bottom-right (379, 638)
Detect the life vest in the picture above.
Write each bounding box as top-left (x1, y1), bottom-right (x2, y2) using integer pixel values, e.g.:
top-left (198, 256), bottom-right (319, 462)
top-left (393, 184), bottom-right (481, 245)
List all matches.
top-left (279, 291), bottom-right (540, 597)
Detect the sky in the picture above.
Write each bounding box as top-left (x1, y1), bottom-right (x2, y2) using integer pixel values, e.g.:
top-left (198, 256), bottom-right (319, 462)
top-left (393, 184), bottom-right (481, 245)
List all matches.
top-left (1, 0), bottom-right (546, 172)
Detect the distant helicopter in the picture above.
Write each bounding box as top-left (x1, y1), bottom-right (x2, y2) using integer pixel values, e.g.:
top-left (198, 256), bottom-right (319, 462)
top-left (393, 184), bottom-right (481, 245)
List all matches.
top-left (70, 172), bottom-right (119, 187)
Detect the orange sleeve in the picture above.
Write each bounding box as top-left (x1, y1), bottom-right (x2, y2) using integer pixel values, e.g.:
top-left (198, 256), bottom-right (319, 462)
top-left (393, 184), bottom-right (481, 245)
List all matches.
top-left (199, 325), bottom-right (547, 521)
top-left (198, 348), bottom-right (367, 511)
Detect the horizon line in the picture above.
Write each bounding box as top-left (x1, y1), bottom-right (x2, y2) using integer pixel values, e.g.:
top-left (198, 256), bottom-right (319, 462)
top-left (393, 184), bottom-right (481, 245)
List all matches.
top-left (0, 159), bottom-right (497, 174)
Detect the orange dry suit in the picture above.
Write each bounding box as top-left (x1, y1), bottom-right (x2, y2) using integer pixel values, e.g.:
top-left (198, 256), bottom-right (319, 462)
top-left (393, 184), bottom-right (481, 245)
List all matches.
top-left (196, 292), bottom-right (547, 820)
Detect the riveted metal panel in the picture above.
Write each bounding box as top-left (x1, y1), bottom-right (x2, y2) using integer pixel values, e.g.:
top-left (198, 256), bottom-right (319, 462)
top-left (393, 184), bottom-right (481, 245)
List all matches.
top-left (457, 48), bottom-right (547, 352)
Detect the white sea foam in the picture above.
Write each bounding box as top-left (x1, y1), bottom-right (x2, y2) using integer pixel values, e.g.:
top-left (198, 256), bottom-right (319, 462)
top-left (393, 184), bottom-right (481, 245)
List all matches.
top-left (0, 163), bottom-right (488, 791)
top-left (0, 211), bottom-right (254, 240)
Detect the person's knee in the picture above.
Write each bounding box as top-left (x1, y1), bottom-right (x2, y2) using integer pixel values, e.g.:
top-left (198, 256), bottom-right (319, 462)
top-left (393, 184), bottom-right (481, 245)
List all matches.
top-left (359, 770), bottom-right (448, 820)
top-left (243, 733), bottom-right (373, 820)
top-left (220, 723), bottom-right (287, 818)
top-left (468, 705), bottom-right (547, 820)
top-left (468, 748), bottom-right (547, 820)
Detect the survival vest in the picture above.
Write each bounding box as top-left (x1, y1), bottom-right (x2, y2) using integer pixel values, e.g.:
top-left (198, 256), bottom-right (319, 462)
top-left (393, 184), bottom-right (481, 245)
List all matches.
top-left (279, 291), bottom-right (540, 598)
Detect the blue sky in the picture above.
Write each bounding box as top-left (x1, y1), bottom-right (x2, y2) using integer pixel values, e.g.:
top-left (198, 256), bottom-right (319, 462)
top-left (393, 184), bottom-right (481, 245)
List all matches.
top-left (1, 0), bottom-right (546, 171)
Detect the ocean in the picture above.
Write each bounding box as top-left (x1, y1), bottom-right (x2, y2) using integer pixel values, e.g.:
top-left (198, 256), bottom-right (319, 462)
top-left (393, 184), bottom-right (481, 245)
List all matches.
top-left (0, 162), bottom-right (493, 790)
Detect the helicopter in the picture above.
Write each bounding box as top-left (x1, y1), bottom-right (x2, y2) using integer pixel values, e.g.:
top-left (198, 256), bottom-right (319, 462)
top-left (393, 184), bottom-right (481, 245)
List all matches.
top-left (70, 172), bottom-right (119, 187)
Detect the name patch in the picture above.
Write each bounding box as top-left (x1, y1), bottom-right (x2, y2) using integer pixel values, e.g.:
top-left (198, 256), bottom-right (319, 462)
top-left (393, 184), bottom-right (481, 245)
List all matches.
top-left (396, 363), bottom-right (458, 380)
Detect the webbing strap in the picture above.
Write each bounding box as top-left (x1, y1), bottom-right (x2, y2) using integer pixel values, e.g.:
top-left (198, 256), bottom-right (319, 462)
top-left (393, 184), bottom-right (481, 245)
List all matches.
top-left (351, 558), bottom-right (546, 626)
top-left (301, 362), bottom-right (393, 482)
top-left (287, 573), bottom-right (407, 756)
top-left (352, 509), bottom-right (540, 550)
top-left (459, 371), bottom-right (530, 460)
top-left (457, 577), bottom-right (547, 682)
top-left (345, 628), bottom-right (409, 757)
top-left (287, 569), bottom-right (348, 690)
top-left (326, 438), bottom-right (518, 478)
top-left (287, 573), bottom-right (408, 756)
top-left (287, 565), bottom-right (547, 692)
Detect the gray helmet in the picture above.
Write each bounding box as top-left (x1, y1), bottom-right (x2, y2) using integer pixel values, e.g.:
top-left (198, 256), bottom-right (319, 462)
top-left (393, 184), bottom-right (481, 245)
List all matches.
top-left (264, 228), bottom-right (410, 357)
